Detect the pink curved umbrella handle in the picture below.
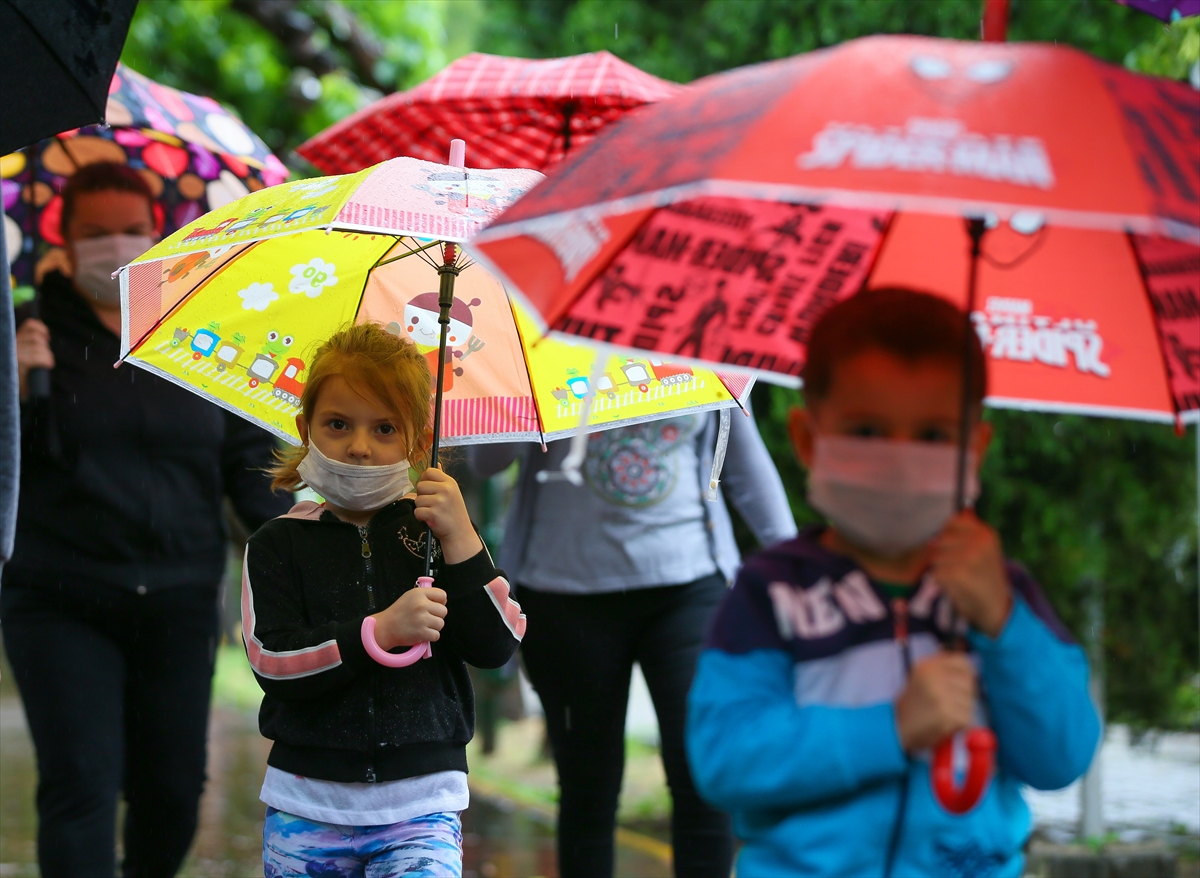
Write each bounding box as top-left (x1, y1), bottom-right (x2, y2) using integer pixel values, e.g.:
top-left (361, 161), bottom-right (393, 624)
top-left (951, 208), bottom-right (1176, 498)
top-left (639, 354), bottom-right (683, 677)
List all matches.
top-left (360, 576), bottom-right (434, 668)
top-left (449, 139), bottom-right (465, 168)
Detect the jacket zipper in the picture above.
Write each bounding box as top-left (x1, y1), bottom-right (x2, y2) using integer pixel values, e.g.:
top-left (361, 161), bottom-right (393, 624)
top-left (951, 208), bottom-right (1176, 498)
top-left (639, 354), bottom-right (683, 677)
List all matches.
top-left (883, 597), bottom-right (912, 878)
top-left (358, 524), bottom-right (378, 783)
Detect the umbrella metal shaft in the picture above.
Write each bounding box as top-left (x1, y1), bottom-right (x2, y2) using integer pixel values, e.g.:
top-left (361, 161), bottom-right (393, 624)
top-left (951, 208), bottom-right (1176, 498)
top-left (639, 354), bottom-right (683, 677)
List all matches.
top-left (424, 250), bottom-right (461, 577)
top-left (956, 217), bottom-right (987, 512)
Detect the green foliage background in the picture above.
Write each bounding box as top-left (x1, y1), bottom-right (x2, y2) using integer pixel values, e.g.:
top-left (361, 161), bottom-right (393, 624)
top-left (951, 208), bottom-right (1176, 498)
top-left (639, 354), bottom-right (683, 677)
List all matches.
top-left (118, 0), bottom-right (1199, 729)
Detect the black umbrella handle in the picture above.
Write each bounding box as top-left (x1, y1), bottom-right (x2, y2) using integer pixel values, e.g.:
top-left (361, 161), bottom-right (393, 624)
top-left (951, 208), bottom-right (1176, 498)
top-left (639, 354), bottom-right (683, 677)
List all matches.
top-left (26, 367), bottom-right (51, 399)
top-left (423, 246), bottom-right (462, 578)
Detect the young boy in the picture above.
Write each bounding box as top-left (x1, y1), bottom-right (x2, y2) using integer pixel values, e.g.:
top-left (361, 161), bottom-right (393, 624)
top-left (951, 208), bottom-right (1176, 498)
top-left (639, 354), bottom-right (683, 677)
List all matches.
top-left (686, 288), bottom-right (1100, 878)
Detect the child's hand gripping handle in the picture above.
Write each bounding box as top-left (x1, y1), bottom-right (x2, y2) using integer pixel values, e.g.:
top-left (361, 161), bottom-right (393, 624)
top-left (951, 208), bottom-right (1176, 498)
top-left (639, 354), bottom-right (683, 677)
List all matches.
top-left (360, 576), bottom-right (435, 668)
top-left (931, 627), bottom-right (996, 814)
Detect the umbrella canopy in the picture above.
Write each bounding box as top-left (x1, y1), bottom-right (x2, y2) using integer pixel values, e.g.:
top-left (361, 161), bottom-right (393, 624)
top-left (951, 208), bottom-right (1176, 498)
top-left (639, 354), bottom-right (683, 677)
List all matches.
top-left (1115, 0), bottom-right (1200, 21)
top-left (469, 35), bottom-right (1200, 424)
top-left (3, 63), bottom-right (289, 294)
top-left (0, 0), bottom-right (137, 154)
top-left (116, 157), bottom-right (748, 446)
top-left (297, 51), bottom-right (681, 173)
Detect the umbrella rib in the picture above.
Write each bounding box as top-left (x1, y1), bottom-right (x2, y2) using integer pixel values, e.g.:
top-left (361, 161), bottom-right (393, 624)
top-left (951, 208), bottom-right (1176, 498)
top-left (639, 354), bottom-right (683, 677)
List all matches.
top-left (375, 238), bottom-right (444, 269)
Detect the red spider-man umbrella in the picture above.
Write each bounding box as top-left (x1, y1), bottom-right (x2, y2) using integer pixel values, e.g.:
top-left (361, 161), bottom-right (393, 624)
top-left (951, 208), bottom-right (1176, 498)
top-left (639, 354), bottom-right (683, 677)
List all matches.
top-left (470, 35), bottom-right (1198, 425)
top-left (470, 34), bottom-right (1200, 814)
top-left (297, 50), bottom-right (680, 173)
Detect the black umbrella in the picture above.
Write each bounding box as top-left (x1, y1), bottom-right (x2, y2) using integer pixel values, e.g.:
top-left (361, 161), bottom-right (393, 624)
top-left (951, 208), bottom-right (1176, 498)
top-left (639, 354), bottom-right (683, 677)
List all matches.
top-left (0, 0), bottom-right (137, 154)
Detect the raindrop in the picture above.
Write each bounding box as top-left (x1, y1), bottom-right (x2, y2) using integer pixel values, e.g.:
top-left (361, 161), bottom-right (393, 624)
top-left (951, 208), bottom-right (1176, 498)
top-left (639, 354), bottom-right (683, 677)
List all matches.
top-left (614, 22), bottom-right (619, 39)
top-left (1053, 421), bottom-right (1065, 437)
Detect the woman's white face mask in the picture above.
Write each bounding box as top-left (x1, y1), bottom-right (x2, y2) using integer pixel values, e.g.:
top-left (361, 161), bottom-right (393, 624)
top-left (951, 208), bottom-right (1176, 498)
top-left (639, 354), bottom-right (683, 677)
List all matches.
top-left (807, 435), bottom-right (978, 557)
top-left (296, 440), bottom-right (414, 512)
top-left (71, 234), bottom-right (155, 307)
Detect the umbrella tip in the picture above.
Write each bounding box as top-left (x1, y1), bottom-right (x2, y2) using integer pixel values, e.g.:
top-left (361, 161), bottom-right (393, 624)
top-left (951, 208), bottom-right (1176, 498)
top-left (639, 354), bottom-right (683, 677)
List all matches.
top-left (449, 139), bottom-right (466, 168)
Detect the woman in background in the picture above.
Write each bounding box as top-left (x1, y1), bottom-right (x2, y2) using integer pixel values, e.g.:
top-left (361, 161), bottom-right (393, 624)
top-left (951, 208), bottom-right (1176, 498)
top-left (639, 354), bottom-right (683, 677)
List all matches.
top-left (470, 407), bottom-right (796, 877)
top-left (4, 162), bottom-right (290, 878)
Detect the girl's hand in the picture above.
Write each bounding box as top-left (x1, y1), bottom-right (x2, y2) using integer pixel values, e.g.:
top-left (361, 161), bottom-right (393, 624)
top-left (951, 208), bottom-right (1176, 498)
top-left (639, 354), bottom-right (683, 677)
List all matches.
top-left (413, 466), bottom-right (482, 564)
top-left (371, 586), bottom-right (448, 650)
top-left (930, 511), bottom-right (1012, 639)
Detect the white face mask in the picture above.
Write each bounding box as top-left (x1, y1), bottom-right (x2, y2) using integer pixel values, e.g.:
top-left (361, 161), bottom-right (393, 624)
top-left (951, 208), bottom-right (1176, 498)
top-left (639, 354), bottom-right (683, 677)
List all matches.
top-left (71, 234), bottom-right (154, 307)
top-left (808, 435), bottom-right (979, 557)
top-left (296, 440), bottom-right (414, 512)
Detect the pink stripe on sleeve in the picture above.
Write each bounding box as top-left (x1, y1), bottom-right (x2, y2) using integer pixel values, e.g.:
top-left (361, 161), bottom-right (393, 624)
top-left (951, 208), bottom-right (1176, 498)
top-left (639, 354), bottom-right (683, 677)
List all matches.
top-left (484, 577), bottom-right (527, 641)
top-left (241, 545), bottom-right (343, 680)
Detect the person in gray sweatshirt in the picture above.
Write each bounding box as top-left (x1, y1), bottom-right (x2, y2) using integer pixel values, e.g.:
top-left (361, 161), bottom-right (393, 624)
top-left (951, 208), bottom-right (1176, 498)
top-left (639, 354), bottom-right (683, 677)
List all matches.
top-left (469, 406), bottom-right (796, 878)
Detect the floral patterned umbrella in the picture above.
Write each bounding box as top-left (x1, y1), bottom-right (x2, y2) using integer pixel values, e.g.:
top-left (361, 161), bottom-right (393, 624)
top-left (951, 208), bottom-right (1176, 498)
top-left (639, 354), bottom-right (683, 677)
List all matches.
top-left (2, 63), bottom-right (288, 299)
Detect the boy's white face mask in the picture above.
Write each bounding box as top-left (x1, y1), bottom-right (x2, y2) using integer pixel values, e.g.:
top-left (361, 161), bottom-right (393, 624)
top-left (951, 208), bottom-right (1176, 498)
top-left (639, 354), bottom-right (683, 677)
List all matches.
top-left (808, 435), bottom-right (978, 557)
top-left (71, 234), bottom-right (155, 307)
top-left (296, 440), bottom-right (414, 512)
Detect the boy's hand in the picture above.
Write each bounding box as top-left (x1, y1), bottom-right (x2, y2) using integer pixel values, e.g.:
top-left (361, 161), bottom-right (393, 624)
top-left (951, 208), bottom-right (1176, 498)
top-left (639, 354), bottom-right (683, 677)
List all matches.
top-left (413, 466), bottom-right (482, 564)
top-left (930, 511), bottom-right (1012, 639)
top-left (371, 586), bottom-right (448, 650)
top-left (894, 652), bottom-right (977, 753)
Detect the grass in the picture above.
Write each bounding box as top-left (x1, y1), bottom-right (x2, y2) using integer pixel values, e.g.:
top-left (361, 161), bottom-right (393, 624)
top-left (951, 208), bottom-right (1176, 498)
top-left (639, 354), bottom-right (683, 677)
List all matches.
top-left (211, 644), bottom-right (263, 711)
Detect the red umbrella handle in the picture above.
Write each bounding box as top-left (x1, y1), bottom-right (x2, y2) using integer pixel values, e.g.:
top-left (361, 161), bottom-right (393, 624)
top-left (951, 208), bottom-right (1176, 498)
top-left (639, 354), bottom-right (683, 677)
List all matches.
top-left (931, 727), bottom-right (997, 814)
top-left (360, 576), bottom-right (435, 668)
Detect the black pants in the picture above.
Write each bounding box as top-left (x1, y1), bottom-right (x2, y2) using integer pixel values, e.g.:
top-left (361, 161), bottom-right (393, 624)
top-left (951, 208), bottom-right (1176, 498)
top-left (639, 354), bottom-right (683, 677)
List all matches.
top-left (0, 578), bottom-right (219, 878)
top-left (519, 574), bottom-right (733, 878)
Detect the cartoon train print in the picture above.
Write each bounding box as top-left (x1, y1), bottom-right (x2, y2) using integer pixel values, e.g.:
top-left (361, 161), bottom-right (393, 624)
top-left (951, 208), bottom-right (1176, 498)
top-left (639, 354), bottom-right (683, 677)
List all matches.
top-left (271, 358), bottom-right (306, 406)
top-left (648, 359), bottom-right (695, 387)
top-left (213, 338), bottom-right (246, 372)
top-left (170, 325), bottom-right (306, 405)
top-left (552, 358), bottom-right (696, 404)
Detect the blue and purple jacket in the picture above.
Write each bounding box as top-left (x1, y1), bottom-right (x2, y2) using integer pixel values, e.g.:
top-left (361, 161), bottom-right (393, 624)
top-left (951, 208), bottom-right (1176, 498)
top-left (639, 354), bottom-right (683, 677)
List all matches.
top-left (686, 527), bottom-right (1100, 878)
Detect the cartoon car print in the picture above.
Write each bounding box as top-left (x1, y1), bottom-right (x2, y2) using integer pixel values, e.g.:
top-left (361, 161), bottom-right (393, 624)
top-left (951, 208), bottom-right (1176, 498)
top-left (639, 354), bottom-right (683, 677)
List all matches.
top-left (191, 328), bottom-right (220, 360)
top-left (567, 375), bottom-right (590, 399)
top-left (247, 353), bottom-right (279, 388)
top-left (620, 361), bottom-right (653, 392)
top-left (272, 357), bottom-right (306, 406)
top-left (214, 341), bottom-right (244, 372)
top-left (592, 361), bottom-right (653, 398)
top-left (182, 217), bottom-right (237, 243)
top-left (650, 359), bottom-right (695, 386)
top-left (171, 327), bottom-right (189, 348)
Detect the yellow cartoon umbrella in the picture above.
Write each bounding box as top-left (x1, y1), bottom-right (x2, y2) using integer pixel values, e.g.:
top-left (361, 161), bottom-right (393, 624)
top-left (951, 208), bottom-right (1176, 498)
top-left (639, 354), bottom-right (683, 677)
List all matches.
top-left (116, 149), bottom-right (751, 452)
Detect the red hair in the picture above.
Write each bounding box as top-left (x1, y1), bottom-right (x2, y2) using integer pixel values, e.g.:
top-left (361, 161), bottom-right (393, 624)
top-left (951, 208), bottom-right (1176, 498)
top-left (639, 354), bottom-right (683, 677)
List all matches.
top-left (270, 322), bottom-right (431, 491)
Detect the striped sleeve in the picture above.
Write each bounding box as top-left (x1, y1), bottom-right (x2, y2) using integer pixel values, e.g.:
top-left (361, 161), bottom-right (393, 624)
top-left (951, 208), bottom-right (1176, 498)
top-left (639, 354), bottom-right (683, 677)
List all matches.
top-left (242, 533), bottom-right (372, 701)
top-left (436, 546), bottom-right (524, 670)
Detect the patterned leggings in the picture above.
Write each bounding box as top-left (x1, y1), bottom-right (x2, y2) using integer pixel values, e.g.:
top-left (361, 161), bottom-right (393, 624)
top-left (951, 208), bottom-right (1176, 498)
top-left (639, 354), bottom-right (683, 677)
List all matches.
top-left (263, 807), bottom-right (463, 878)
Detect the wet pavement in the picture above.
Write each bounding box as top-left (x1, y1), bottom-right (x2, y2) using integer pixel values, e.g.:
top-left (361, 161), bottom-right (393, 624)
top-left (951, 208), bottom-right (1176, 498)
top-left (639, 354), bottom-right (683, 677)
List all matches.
top-left (0, 692), bottom-right (670, 878)
top-left (2, 649), bottom-right (1195, 876)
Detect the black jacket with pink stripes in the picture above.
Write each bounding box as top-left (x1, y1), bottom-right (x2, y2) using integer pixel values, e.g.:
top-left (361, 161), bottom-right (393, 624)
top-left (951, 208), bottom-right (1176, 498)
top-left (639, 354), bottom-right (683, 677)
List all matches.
top-left (242, 497), bottom-right (525, 784)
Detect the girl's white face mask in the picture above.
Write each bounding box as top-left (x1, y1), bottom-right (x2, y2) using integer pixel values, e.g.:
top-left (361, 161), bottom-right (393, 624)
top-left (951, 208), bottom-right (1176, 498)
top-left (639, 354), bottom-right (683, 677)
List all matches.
top-left (296, 440), bottom-right (414, 512)
top-left (71, 234), bottom-right (155, 307)
top-left (808, 435), bottom-right (978, 557)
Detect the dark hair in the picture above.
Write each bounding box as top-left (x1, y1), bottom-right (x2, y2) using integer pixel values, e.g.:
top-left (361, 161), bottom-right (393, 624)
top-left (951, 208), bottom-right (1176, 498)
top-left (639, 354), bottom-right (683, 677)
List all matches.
top-left (802, 287), bottom-right (987, 409)
top-left (60, 161), bottom-right (154, 234)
